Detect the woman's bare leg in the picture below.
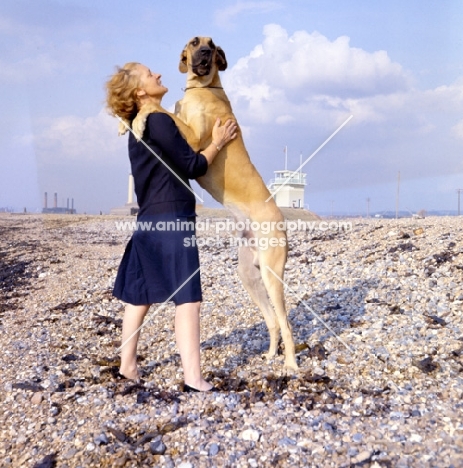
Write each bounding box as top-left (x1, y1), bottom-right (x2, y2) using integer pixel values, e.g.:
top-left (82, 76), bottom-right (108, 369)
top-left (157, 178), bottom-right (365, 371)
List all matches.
top-left (119, 303), bottom-right (150, 379)
top-left (175, 302), bottom-right (212, 391)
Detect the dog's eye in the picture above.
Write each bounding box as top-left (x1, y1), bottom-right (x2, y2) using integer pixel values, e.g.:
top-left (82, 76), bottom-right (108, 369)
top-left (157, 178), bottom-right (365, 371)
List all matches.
top-left (191, 38), bottom-right (199, 46)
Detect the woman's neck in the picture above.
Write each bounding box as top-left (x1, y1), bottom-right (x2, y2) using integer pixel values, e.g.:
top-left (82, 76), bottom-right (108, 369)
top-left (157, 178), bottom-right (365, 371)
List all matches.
top-left (138, 96), bottom-right (162, 109)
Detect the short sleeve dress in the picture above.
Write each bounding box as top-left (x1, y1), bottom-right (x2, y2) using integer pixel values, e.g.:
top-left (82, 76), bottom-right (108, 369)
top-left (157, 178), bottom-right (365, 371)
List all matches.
top-left (113, 112), bottom-right (208, 306)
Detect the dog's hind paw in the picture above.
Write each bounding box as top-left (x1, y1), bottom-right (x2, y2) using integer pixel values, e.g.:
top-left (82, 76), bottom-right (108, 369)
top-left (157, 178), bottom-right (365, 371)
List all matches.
top-left (262, 351), bottom-right (276, 361)
top-left (283, 359), bottom-right (299, 374)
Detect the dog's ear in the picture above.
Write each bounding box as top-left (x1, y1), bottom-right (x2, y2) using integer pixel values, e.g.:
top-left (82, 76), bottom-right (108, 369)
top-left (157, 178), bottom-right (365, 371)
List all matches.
top-left (179, 46), bottom-right (188, 73)
top-left (216, 47), bottom-right (227, 71)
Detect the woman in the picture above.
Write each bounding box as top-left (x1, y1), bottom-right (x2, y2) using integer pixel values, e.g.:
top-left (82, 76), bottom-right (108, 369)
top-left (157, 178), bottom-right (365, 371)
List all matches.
top-left (105, 62), bottom-right (237, 392)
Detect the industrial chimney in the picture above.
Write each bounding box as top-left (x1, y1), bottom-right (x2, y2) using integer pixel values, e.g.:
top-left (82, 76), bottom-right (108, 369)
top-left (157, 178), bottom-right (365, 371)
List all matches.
top-left (54, 193), bottom-right (58, 208)
top-left (44, 192), bottom-right (48, 209)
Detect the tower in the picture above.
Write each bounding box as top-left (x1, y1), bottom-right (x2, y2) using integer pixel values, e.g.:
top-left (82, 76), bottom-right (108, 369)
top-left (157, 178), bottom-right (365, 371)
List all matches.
top-left (109, 173), bottom-right (139, 215)
top-left (267, 148), bottom-right (307, 208)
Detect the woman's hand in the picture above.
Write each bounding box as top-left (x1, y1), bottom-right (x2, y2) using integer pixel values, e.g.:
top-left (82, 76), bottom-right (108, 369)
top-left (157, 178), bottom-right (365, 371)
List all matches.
top-left (211, 118), bottom-right (238, 151)
top-left (201, 118), bottom-right (238, 166)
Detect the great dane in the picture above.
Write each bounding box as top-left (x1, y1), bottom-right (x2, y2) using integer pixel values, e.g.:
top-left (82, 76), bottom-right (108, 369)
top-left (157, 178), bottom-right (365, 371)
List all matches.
top-left (130, 37), bottom-right (297, 371)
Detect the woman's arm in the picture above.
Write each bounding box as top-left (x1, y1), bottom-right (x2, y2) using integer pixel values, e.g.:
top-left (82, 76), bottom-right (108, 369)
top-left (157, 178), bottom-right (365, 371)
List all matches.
top-left (146, 113), bottom-right (237, 176)
top-left (146, 113), bottom-right (208, 179)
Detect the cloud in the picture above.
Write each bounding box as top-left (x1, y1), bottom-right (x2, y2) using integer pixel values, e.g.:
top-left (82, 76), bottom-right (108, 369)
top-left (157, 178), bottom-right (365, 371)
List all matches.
top-left (452, 120), bottom-right (463, 143)
top-left (0, 38), bottom-right (95, 83)
top-left (36, 109), bottom-right (126, 165)
top-left (214, 1), bottom-right (283, 29)
top-left (221, 24), bottom-right (415, 129)
top-left (226, 24), bottom-right (410, 93)
top-left (221, 24), bottom-right (463, 134)
top-left (218, 24), bottom-right (463, 188)
top-left (0, 2), bottom-right (97, 83)
top-left (0, 54), bottom-right (57, 83)
top-left (31, 108), bottom-right (130, 213)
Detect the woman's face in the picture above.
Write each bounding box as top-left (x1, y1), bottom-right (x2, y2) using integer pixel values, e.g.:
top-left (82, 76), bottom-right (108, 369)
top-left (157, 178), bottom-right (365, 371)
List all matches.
top-left (136, 64), bottom-right (168, 100)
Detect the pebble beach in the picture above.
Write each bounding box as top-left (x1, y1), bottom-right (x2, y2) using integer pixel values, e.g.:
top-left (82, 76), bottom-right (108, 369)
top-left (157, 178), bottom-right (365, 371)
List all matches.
top-left (0, 211), bottom-right (462, 468)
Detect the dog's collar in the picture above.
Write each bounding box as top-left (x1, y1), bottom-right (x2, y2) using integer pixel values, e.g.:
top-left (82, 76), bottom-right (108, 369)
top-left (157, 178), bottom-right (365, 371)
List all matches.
top-left (182, 86), bottom-right (223, 91)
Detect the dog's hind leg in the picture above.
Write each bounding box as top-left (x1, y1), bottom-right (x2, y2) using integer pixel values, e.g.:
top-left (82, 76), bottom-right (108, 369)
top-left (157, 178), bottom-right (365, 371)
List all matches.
top-left (236, 244), bottom-right (281, 361)
top-left (259, 245), bottom-right (298, 372)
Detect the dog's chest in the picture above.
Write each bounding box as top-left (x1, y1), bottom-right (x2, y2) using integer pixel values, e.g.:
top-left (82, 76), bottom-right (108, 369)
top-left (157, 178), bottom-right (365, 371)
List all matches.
top-left (176, 88), bottom-right (233, 146)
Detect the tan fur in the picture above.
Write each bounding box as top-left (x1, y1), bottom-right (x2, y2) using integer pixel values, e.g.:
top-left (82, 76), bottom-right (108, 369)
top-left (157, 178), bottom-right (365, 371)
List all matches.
top-left (129, 37), bottom-right (297, 371)
top-left (119, 103), bottom-right (200, 151)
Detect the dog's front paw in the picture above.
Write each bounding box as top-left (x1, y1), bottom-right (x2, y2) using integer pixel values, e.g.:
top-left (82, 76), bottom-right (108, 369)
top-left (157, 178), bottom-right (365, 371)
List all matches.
top-left (132, 103), bottom-right (163, 140)
top-left (118, 119), bottom-right (130, 136)
top-left (131, 115), bottom-right (147, 141)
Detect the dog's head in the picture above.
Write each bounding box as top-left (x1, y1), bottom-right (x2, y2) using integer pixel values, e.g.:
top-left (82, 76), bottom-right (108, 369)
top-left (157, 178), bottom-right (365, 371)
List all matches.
top-left (179, 36), bottom-right (227, 77)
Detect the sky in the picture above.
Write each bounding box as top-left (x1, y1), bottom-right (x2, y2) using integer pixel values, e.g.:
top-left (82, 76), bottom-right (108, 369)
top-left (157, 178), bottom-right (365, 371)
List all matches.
top-left (0, 0), bottom-right (462, 215)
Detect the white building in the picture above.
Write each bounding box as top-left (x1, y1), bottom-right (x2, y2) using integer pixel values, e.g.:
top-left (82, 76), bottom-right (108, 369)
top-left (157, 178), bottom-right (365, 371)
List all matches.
top-left (267, 169), bottom-right (307, 208)
top-left (110, 174), bottom-right (139, 215)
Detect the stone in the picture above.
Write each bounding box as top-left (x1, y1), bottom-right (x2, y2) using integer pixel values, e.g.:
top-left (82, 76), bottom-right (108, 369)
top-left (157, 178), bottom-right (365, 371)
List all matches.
top-left (352, 451), bottom-right (372, 464)
top-left (149, 437), bottom-right (167, 455)
top-left (62, 448), bottom-right (77, 460)
top-left (278, 437), bottom-right (297, 446)
top-left (16, 434), bottom-right (27, 445)
top-left (240, 429), bottom-right (260, 441)
top-left (208, 443), bottom-right (220, 456)
top-left (409, 433), bottom-right (423, 443)
top-left (94, 433), bottom-right (109, 446)
top-left (31, 392), bottom-right (43, 405)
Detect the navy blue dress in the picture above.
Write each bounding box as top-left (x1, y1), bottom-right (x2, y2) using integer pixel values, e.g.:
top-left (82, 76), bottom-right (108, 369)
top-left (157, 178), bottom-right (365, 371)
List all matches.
top-left (113, 112), bottom-right (208, 306)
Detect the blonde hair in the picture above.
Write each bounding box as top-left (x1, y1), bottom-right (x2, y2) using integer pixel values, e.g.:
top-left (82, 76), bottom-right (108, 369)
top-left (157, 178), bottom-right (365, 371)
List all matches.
top-left (105, 62), bottom-right (141, 123)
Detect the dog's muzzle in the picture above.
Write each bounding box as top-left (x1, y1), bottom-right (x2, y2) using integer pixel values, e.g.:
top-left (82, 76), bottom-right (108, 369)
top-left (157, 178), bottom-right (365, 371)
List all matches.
top-left (191, 47), bottom-right (213, 76)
